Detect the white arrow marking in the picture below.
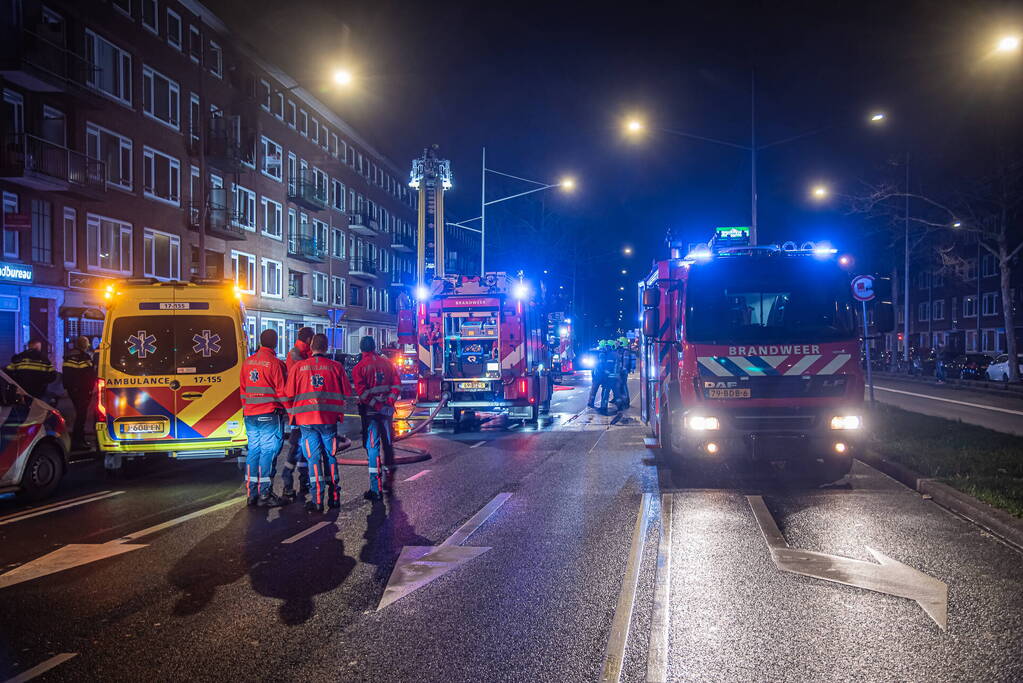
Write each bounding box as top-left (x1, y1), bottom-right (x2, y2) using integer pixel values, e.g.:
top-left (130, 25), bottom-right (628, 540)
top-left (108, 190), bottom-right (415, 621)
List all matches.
top-left (4, 652), bottom-right (78, 683)
top-left (0, 496), bottom-right (244, 590)
top-left (402, 469), bottom-right (432, 482)
top-left (747, 495), bottom-right (948, 629)
top-left (377, 492), bottom-right (511, 610)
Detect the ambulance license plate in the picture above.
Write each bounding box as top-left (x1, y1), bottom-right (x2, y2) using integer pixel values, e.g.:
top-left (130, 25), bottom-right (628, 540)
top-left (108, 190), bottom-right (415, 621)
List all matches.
top-left (120, 421), bottom-right (164, 434)
top-left (456, 381), bottom-right (488, 391)
top-left (708, 388), bottom-right (751, 399)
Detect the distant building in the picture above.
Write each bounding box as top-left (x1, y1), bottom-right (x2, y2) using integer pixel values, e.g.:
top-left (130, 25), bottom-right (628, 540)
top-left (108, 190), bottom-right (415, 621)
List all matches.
top-left (0, 0), bottom-right (418, 365)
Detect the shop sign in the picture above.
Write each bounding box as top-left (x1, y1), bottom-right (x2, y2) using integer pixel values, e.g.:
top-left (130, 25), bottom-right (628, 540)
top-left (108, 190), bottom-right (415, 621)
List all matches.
top-left (0, 261), bottom-right (33, 283)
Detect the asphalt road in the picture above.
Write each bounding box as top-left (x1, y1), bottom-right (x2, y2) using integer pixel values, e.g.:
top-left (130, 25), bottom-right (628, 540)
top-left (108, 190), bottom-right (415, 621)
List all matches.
top-left (872, 376), bottom-right (1023, 435)
top-left (1, 377), bottom-right (1021, 682)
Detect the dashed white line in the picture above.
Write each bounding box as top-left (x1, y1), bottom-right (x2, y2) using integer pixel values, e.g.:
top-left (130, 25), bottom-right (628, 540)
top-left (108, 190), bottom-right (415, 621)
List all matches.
top-left (470, 441), bottom-right (486, 449)
top-left (875, 385), bottom-right (1023, 416)
top-left (0, 491), bottom-right (125, 527)
top-left (4, 653), bottom-right (77, 683)
top-left (403, 469), bottom-right (431, 482)
top-left (281, 521), bottom-right (331, 545)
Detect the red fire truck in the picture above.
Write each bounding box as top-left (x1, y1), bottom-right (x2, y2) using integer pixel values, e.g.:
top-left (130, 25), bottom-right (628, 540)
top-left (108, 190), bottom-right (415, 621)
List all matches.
top-left (638, 229), bottom-right (892, 481)
top-left (415, 273), bottom-right (554, 424)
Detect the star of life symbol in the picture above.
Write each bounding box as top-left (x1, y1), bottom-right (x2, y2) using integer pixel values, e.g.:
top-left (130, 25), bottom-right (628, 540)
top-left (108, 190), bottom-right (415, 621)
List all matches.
top-left (249, 370), bottom-right (260, 382)
top-left (192, 329), bottom-right (222, 358)
top-left (128, 330), bottom-right (157, 359)
top-left (311, 374), bottom-right (325, 388)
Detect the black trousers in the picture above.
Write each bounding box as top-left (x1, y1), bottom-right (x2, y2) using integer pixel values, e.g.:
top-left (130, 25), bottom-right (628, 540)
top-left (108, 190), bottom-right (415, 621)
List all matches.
top-left (70, 393), bottom-right (91, 445)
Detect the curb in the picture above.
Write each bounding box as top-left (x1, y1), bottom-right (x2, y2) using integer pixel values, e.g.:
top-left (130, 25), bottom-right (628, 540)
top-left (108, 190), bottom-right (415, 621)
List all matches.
top-left (858, 452), bottom-right (1023, 552)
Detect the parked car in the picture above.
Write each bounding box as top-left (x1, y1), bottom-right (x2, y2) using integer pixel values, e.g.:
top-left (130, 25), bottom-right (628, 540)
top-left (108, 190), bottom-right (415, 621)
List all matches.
top-left (0, 369), bottom-right (71, 501)
top-left (946, 353), bottom-right (994, 380)
top-left (986, 354), bottom-right (1023, 382)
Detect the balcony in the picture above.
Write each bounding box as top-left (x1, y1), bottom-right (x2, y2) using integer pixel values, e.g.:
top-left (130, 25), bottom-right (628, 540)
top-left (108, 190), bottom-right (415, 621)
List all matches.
top-left (288, 172), bottom-right (328, 211)
top-left (0, 134), bottom-right (105, 200)
top-left (391, 231), bottom-right (415, 253)
top-left (205, 118), bottom-right (253, 172)
top-left (349, 259), bottom-right (377, 279)
top-left (390, 271), bottom-right (414, 288)
top-left (187, 188), bottom-right (246, 241)
top-left (348, 212), bottom-right (380, 237)
top-left (288, 234), bottom-right (326, 264)
top-left (0, 26), bottom-right (94, 94)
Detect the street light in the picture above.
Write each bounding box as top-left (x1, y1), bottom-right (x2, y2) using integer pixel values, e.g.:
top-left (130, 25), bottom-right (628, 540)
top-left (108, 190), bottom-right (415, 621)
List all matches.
top-left (333, 68), bottom-right (354, 86)
top-left (997, 35), bottom-right (1021, 53)
top-left (625, 118), bottom-right (644, 134)
top-left (623, 246), bottom-right (633, 255)
top-left (560, 177), bottom-right (576, 191)
top-left (811, 184), bottom-right (829, 199)
top-left (869, 112), bottom-right (886, 123)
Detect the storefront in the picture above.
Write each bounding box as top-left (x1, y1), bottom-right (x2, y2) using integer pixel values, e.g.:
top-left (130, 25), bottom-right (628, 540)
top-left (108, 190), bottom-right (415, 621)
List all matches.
top-left (0, 260), bottom-right (66, 365)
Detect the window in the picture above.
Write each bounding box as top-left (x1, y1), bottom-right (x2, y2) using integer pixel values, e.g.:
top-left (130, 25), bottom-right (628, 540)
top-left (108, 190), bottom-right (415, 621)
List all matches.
top-left (30, 199), bottom-right (52, 264)
top-left (331, 228), bottom-right (344, 259)
top-left (85, 30), bottom-right (132, 104)
top-left (310, 117), bottom-right (319, 144)
top-left (189, 25), bottom-right (201, 62)
top-left (2, 90), bottom-right (23, 135)
top-left (244, 315), bottom-right (257, 353)
top-left (143, 147), bottom-right (180, 205)
top-left (932, 271), bottom-right (944, 288)
top-left (331, 179), bottom-right (345, 212)
top-left (259, 79), bottom-right (271, 111)
top-left (287, 209), bottom-right (297, 243)
top-left (187, 93), bottom-right (201, 149)
top-left (918, 302), bottom-right (929, 322)
top-left (331, 132), bottom-right (339, 158)
top-left (965, 330), bottom-right (978, 353)
top-left (963, 295), bottom-right (977, 318)
top-left (289, 270), bottom-right (305, 298)
top-left (2, 192), bottom-right (19, 258)
top-left (142, 0), bottom-right (158, 33)
top-left (63, 208), bottom-right (76, 267)
top-left (313, 272), bottom-right (328, 304)
top-left (261, 259), bottom-right (282, 298)
top-left (299, 109), bottom-right (308, 136)
top-left (982, 292), bottom-right (998, 317)
top-left (331, 276), bottom-right (344, 305)
top-left (964, 258), bottom-right (977, 281)
top-left (142, 66), bottom-right (180, 129)
top-left (260, 197), bottom-right (282, 239)
top-left (287, 153), bottom-right (297, 194)
top-left (982, 253), bottom-right (998, 278)
top-left (313, 167), bottom-right (328, 200)
top-left (321, 124), bottom-right (330, 151)
top-left (273, 92), bottom-right (284, 119)
top-left (232, 184), bottom-right (256, 230)
top-left (261, 137), bottom-right (282, 181)
top-left (313, 219), bottom-right (328, 251)
top-left (113, 0), bottom-right (132, 17)
top-left (143, 228), bottom-right (180, 280)
top-left (166, 9), bottom-right (181, 49)
top-left (86, 214), bottom-right (132, 273)
top-left (932, 299), bottom-right (944, 321)
top-left (287, 100), bottom-right (297, 128)
top-left (86, 123), bottom-right (132, 190)
top-left (349, 284), bottom-right (362, 306)
top-left (41, 106), bottom-right (65, 146)
top-left (231, 251), bottom-right (256, 293)
top-left (208, 41), bottom-right (222, 77)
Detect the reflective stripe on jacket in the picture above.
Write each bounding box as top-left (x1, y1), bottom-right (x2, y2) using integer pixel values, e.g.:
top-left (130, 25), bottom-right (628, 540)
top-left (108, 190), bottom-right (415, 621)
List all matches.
top-left (61, 349), bottom-right (96, 397)
top-left (239, 347), bottom-right (288, 416)
top-left (6, 349), bottom-right (56, 399)
top-left (352, 351), bottom-right (401, 416)
top-left (283, 353), bottom-right (353, 425)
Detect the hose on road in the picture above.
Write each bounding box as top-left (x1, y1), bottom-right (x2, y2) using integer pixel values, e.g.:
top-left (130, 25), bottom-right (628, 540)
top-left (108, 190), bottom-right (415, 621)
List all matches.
top-left (336, 392), bottom-right (450, 466)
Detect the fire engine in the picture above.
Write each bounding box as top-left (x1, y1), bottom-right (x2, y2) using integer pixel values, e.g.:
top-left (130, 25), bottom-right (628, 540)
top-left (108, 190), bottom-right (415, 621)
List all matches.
top-left (415, 272), bottom-right (554, 424)
top-left (547, 312), bottom-right (575, 382)
top-left (638, 227), bottom-right (893, 481)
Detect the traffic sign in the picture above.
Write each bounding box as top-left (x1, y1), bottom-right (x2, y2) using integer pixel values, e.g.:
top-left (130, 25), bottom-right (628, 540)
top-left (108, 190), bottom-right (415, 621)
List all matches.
top-left (851, 274), bottom-right (875, 302)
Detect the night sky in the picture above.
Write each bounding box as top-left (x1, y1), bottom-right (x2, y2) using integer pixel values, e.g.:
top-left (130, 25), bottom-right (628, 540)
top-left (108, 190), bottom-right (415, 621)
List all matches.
top-left (208, 0), bottom-right (1023, 341)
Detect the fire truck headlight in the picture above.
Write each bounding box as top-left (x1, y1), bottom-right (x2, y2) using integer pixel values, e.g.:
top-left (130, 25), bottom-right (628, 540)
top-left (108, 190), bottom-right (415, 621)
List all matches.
top-left (686, 415), bottom-right (720, 431)
top-left (830, 415), bottom-right (862, 430)
top-left (580, 354), bottom-right (596, 369)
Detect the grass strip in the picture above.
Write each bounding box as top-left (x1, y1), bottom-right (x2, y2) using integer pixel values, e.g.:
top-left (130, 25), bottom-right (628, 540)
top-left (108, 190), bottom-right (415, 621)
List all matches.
top-left (868, 404), bottom-right (1023, 518)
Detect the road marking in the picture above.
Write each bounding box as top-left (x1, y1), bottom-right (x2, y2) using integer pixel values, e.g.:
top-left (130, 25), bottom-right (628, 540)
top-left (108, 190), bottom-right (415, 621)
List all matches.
top-left (874, 385), bottom-right (1023, 417)
top-left (0, 491), bottom-right (125, 526)
top-left (0, 496), bottom-right (245, 590)
top-left (747, 495), bottom-right (948, 629)
top-left (600, 492), bottom-right (652, 683)
top-left (647, 494), bottom-right (672, 683)
top-left (403, 469), bottom-right (431, 482)
top-left (378, 493), bottom-right (512, 610)
top-left (587, 430), bottom-right (606, 454)
top-left (4, 653), bottom-right (77, 683)
top-left (281, 521), bottom-right (331, 545)
top-left (470, 441), bottom-right (486, 449)
top-left (509, 423), bottom-right (522, 430)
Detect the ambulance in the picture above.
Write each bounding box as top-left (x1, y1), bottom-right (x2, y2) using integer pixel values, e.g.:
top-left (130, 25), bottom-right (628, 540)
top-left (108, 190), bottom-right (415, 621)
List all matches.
top-left (96, 279), bottom-right (248, 472)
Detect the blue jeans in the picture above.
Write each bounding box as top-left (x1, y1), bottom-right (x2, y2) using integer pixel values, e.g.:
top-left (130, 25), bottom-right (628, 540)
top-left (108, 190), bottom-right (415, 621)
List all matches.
top-left (300, 423), bottom-right (342, 506)
top-left (244, 411), bottom-right (286, 497)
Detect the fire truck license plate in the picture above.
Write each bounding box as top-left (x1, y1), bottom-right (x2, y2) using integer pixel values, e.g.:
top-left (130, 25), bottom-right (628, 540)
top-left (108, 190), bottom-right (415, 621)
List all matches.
top-left (456, 381), bottom-right (488, 391)
top-left (708, 388), bottom-right (751, 399)
top-left (120, 421), bottom-right (164, 434)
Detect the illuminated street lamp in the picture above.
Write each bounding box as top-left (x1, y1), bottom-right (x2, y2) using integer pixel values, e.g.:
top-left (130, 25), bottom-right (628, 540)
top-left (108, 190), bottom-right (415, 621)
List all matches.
top-left (869, 112), bottom-right (886, 123)
top-left (811, 184), bottom-right (829, 200)
top-left (333, 68), bottom-right (354, 86)
top-left (560, 177), bottom-right (577, 191)
top-left (625, 118), bottom-right (644, 134)
top-left (623, 246), bottom-right (633, 255)
top-left (997, 35), bottom-right (1021, 53)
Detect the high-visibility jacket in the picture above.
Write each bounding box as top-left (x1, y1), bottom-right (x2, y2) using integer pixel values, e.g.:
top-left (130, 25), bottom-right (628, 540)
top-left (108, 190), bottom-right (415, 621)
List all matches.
top-left (284, 352), bottom-right (352, 425)
top-left (352, 351), bottom-right (401, 416)
top-left (286, 340), bottom-right (311, 372)
top-left (239, 346), bottom-right (288, 416)
top-left (61, 349), bottom-right (97, 399)
top-left (6, 349), bottom-right (56, 399)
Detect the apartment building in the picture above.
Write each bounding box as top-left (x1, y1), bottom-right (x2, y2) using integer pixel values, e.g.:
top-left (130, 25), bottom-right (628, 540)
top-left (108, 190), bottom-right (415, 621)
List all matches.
top-left (0, 0), bottom-right (418, 366)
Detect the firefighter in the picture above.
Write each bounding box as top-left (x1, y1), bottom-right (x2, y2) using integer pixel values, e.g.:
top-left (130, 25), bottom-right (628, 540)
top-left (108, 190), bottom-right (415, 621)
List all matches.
top-left (239, 329), bottom-right (288, 507)
top-left (284, 333), bottom-right (353, 513)
top-left (6, 339), bottom-right (56, 400)
top-left (61, 336), bottom-right (97, 450)
top-left (352, 335), bottom-right (402, 500)
top-left (598, 340), bottom-right (620, 414)
top-left (281, 326), bottom-right (314, 501)
top-left (587, 340), bottom-right (609, 409)
top-left (613, 337), bottom-right (635, 410)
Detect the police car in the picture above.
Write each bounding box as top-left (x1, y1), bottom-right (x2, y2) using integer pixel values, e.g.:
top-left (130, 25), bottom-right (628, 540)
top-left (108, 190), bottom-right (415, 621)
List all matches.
top-left (0, 368), bottom-right (71, 501)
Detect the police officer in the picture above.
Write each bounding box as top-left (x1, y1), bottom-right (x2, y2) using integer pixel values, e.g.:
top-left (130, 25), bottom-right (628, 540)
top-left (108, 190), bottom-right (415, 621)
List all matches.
top-left (587, 340), bottom-right (608, 409)
top-left (62, 336), bottom-right (97, 450)
top-left (281, 326), bottom-right (314, 501)
top-left (7, 339), bottom-right (56, 400)
top-left (240, 329), bottom-right (288, 507)
top-left (352, 335), bottom-right (402, 500)
top-left (284, 333), bottom-right (352, 513)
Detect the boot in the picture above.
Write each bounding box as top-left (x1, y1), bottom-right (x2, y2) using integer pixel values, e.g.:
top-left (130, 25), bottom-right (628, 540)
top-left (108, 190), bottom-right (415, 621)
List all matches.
top-left (257, 492), bottom-right (283, 508)
top-left (363, 489), bottom-right (382, 501)
top-left (246, 495), bottom-right (259, 507)
top-left (281, 488), bottom-right (298, 502)
top-left (305, 500), bottom-right (323, 513)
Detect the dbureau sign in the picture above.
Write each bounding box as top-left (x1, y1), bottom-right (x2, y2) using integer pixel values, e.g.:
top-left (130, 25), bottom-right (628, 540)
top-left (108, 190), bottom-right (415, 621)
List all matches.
top-left (0, 261), bottom-right (33, 283)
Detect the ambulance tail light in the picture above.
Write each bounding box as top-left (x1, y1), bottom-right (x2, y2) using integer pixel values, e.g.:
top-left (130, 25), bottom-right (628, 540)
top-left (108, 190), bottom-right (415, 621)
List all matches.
top-left (95, 378), bottom-right (107, 422)
top-left (519, 378), bottom-right (528, 397)
top-left (417, 379), bottom-right (426, 399)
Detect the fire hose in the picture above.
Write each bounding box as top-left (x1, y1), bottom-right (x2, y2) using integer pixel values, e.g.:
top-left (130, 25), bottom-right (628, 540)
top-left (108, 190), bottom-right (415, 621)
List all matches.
top-left (336, 392), bottom-right (450, 465)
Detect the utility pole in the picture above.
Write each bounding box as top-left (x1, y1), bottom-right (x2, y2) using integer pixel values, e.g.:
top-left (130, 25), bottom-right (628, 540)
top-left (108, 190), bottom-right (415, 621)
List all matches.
top-left (480, 147), bottom-right (486, 274)
top-left (750, 70), bottom-right (757, 246)
top-left (903, 154), bottom-right (910, 365)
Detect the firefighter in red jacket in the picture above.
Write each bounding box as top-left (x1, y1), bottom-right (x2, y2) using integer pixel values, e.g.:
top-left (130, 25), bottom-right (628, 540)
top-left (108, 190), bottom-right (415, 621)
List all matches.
top-left (239, 329), bottom-right (288, 507)
top-left (281, 326), bottom-right (313, 501)
top-left (352, 335), bottom-right (402, 499)
top-left (284, 333), bottom-right (352, 512)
